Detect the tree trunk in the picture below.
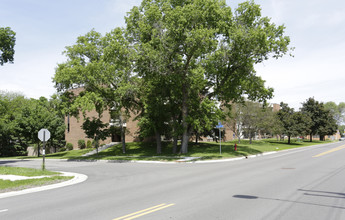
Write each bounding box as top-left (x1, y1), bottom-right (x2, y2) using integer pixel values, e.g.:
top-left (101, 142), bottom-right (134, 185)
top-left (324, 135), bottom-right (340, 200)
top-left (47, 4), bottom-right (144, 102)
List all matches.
top-left (320, 135), bottom-right (325, 141)
top-left (95, 137), bottom-right (99, 156)
top-left (155, 129), bottom-right (162, 154)
top-left (120, 120), bottom-right (126, 154)
top-left (37, 141), bottom-right (40, 157)
top-left (310, 133), bottom-right (313, 142)
top-left (181, 85), bottom-right (189, 154)
top-left (288, 135), bottom-right (291, 144)
top-left (195, 132), bottom-right (199, 144)
top-left (173, 135), bottom-right (178, 154)
top-left (172, 121), bottom-right (178, 154)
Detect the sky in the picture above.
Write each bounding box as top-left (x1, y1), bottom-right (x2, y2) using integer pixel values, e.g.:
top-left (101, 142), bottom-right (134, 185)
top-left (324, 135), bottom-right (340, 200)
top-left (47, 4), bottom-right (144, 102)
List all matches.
top-left (1, 0), bottom-right (345, 110)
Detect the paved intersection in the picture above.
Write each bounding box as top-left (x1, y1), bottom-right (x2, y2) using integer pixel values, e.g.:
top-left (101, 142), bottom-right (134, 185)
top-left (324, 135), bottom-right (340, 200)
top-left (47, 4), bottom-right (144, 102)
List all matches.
top-left (1, 142), bottom-right (345, 219)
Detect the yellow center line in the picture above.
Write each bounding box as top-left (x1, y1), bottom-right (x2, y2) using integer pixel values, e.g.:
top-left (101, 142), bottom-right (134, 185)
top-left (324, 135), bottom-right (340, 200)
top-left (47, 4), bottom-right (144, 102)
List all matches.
top-left (313, 145), bottom-right (345, 158)
top-left (113, 203), bottom-right (175, 220)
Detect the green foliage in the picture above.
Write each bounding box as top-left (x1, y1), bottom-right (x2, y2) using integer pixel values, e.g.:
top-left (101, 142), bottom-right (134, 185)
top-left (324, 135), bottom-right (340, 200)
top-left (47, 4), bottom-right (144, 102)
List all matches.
top-left (82, 117), bottom-right (109, 146)
top-left (66, 143), bottom-right (73, 151)
top-left (53, 0), bottom-right (292, 154)
top-left (126, 0), bottom-right (291, 153)
top-left (301, 98), bottom-right (338, 141)
top-left (324, 101), bottom-right (345, 127)
top-left (226, 101), bottom-right (280, 144)
top-left (86, 140), bottom-right (93, 148)
top-left (54, 28), bottom-right (137, 154)
top-left (0, 27), bottom-right (16, 65)
top-left (58, 147), bottom-right (66, 152)
top-left (277, 102), bottom-right (311, 144)
top-left (78, 139), bottom-right (86, 149)
top-left (0, 92), bottom-right (65, 157)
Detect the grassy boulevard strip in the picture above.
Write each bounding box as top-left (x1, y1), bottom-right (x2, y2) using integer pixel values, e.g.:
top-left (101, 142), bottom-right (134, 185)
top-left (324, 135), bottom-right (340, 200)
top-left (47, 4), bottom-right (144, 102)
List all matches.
top-left (0, 167), bottom-right (71, 193)
top-left (0, 167), bottom-right (87, 199)
top-left (1, 139), bottom-right (335, 162)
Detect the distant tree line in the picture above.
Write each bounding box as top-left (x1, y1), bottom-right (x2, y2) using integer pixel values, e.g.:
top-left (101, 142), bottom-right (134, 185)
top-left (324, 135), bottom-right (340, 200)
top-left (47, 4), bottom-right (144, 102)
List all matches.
top-left (0, 91), bottom-right (65, 156)
top-left (226, 97), bottom-right (339, 145)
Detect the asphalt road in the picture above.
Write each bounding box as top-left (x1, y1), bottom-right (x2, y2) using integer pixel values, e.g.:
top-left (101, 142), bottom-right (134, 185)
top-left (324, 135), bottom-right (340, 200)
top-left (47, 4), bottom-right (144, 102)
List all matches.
top-left (1, 141), bottom-right (345, 220)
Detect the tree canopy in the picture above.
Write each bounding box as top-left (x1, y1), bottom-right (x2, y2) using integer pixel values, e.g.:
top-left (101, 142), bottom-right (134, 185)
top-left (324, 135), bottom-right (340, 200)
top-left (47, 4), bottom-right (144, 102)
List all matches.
top-left (301, 98), bottom-right (337, 141)
top-left (0, 27), bottom-right (16, 65)
top-left (54, 28), bottom-right (138, 153)
top-left (54, 0), bottom-right (292, 154)
top-left (277, 102), bottom-right (311, 144)
top-left (125, 0), bottom-right (291, 153)
top-left (0, 92), bottom-right (65, 156)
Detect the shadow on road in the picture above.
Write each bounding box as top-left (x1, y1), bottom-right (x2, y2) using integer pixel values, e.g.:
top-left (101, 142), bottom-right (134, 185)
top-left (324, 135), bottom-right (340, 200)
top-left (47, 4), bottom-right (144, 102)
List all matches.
top-left (298, 189), bottom-right (345, 199)
top-left (233, 192), bottom-right (345, 210)
top-left (0, 160), bottom-right (31, 165)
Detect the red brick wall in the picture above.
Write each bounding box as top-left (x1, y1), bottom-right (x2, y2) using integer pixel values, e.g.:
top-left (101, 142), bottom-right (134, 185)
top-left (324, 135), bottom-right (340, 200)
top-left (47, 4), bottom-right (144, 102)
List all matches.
top-left (65, 109), bottom-right (140, 149)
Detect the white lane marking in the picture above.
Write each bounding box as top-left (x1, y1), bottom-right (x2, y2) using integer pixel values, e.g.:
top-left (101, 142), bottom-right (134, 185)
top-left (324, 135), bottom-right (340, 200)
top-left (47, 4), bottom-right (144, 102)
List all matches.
top-left (0, 209), bottom-right (8, 213)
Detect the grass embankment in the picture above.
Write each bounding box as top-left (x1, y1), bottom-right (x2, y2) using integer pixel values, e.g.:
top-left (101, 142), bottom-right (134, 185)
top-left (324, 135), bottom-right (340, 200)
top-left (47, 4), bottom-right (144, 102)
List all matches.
top-left (21, 138), bottom-right (331, 161)
top-left (0, 166), bottom-right (73, 192)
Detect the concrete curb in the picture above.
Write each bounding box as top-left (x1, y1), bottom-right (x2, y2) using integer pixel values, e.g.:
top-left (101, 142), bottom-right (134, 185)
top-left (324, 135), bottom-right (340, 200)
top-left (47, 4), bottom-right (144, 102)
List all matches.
top-left (0, 171), bottom-right (88, 199)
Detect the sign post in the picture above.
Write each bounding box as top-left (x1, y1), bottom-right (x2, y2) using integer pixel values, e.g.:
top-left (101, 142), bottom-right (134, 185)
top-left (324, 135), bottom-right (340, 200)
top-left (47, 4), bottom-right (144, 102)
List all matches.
top-left (216, 122), bottom-right (224, 155)
top-left (38, 129), bottom-right (51, 170)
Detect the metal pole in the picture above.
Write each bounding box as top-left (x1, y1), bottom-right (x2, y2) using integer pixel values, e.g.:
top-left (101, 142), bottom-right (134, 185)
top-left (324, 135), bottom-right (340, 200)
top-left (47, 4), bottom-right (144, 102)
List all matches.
top-left (42, 131), bottom-right (46, 170)
top-left (219, 128), bottom-right (222, 155)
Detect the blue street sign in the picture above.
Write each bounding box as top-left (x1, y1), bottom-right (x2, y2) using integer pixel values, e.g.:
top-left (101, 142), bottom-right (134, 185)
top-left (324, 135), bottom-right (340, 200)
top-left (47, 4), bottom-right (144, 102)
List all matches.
top-left (216, 122), bottom-right (224, 128)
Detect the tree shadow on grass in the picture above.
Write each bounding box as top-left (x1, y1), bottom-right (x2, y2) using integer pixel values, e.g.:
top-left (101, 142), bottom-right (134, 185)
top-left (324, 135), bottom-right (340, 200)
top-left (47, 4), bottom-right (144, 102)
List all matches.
top-left (95, 142), bottom-right (177, 157)
top-left (267, 141), bottom-right (302, 146)
top-left (234, 146), bottom-right (263, 156)
top-left (81, 142), bottom-right (268, 161)
top-left (188, 143), bottom-right (264, 157)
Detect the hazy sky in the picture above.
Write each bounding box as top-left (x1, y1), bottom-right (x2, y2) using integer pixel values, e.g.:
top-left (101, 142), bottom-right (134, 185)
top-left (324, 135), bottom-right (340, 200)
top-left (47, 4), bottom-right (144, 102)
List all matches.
top-left (1, 0), bottom-right (344, 110)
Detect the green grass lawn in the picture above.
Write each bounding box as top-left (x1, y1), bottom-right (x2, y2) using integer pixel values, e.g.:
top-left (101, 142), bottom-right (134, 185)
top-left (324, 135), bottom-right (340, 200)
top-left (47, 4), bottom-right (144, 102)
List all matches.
top-left (53, 138), bottom-right (333, 161)
top-left (0, 166), bottom-right (58, 176)
top-left (0, 166), bottom-right (73, 192)
top-left (0, 139), bottom-right (333, 162)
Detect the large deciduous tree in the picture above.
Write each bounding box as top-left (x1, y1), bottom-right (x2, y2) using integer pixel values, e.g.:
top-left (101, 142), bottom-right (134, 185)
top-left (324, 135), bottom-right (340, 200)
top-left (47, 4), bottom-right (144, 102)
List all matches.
top-left (228, 101), bottom-right (279, 144)
top-left (277, 102), bottom-right (311, 144)
top-left (54, 28), bottom-right (137, 153)
top-left (324, 101), bottom-right (345, 127)
top-left (0, 27), bottom-right (16, 65)
top-left (126, 0), bottom-right (291, 153)
top-left (301, 98), bottom-right (337, 141)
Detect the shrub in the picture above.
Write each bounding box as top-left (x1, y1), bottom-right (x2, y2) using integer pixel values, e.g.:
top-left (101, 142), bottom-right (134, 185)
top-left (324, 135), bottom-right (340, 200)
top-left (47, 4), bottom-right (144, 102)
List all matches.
top-left (78, 139), bottom-right (86, 149)
top-left (86, 140), bottom-right (92, 148)
top-left (66, 143), bottom-right (73, 151)
top-left (59, 147), bottom-right (66, 152)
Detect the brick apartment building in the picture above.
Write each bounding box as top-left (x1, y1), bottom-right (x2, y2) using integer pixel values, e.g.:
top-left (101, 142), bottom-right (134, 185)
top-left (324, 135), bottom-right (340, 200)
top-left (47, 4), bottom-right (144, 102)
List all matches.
top-left (66, 101), bottom-right (339, 149)
top-left (64, 91), bottom-right (236, 148)
top-left (65, 107), bottom-right (235, 149)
